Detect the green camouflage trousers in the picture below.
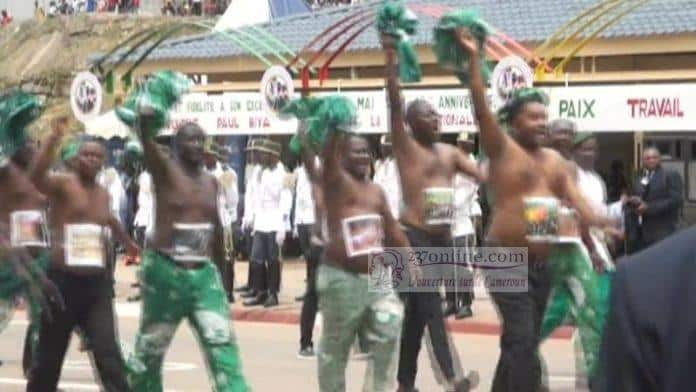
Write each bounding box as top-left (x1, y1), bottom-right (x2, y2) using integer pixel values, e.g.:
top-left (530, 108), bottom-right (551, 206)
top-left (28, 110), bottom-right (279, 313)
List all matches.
top-left (0, 253), bottom-right (48, 353)
top-left (541, 243), bottom-right (612, 378)
top-left (317, 264), bottom-right (404, 392)
top-left (128, 250), bottom-right (248, 392)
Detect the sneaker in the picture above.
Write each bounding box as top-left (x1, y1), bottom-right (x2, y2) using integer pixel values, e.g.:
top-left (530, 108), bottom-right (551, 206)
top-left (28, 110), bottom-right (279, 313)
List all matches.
top-left (297, 346), bottom-right (315, 359)
top-left (451, 370), bottom-right (480, 392)
top-left (455, 306), bottom-right (473, 320)
top-left (263, 294), bottom-right (279, 308)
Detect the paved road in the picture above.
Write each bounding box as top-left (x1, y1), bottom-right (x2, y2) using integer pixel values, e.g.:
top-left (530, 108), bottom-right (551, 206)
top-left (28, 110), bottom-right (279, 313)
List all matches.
top-left (0, 303), bottom-right (582, 391)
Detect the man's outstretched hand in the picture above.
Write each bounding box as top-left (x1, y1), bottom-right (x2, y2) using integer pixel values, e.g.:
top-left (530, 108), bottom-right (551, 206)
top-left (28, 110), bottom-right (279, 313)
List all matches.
top-left (454, 28), bottom-right (479, 57)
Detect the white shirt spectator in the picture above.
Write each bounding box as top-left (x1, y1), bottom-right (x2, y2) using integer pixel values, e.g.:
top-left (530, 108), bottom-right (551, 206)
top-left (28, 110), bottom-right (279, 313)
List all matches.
top-left (134, 171), bottom-right (154, 237)
top-left (576, 165), bottom-right (620, 269)
top-left (254, 162), bottom-right (290, 233)
top-left (293, 164), bottom-right (316, 227)
top-left (97, 167), bottom-right (125, 223)
top-left (242, 164), bottom-right (262, 231)
top-left (208, 162), bottom-right (239, 227)
top-left (452, 173), bottom-right (479, 238)
top-left (373, 156), bottom-right (402, 219)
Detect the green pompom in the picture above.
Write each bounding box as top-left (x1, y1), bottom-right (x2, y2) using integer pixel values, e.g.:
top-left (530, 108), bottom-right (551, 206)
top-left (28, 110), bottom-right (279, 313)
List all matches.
top-left (115, 70), bottom-right (190, 139)
top-left (283, 96), bottom-right (357, 155)
top-left (0, 91), bottom-right (43, 164)
top-left (376, 1), bottom-right (422, 83)
top-left (433, 9), bottom-right (490, 85)
top-left (497, 88), bottom-right (549, 125)
top-left (280, 97), bottom-right (323, 120)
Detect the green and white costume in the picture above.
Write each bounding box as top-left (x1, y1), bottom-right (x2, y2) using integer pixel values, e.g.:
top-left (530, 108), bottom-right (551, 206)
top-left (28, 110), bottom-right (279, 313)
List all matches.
top-left (0, 252), bottom-right (50, 355)
top-left (317, 263), bottom-right (404, 392)
top-left (128, 250), bottom-right (248, 392)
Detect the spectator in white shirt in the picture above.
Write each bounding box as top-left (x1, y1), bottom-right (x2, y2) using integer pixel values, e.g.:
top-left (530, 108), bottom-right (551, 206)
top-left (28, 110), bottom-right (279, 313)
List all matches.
top-left (238, 140), bottom-right (262, 295)
top-left (373, 134), bottom-right (402, 219)
top-left (446, 132), bottom-right (480, 319)
top-left (204, 143), bottom-right (239, 302)
top-left (243, 139), bottom-right (289, 308)
top-left (292, 158), bottom-right (317, 302)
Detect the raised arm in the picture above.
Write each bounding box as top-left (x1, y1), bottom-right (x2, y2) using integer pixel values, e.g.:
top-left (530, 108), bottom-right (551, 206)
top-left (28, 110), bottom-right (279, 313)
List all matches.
top-left (30, 117), bottom-right (66, 194)
top-left (455, 29), bottom-right (507, 160)
top-left (382, 35), bottom-right (416, 158)
top-left (136, 107), bottom-right (173, 183)
top-left (320, 131), bottom-right (345, 186)
top-left (298, 122), bottom-right (322, 184)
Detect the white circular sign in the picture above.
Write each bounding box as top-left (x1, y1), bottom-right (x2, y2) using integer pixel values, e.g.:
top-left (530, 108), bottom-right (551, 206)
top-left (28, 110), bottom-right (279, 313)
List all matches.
top-left (260, 66), bottom-right (294, 117)
top-left (490, 56), bottom-right (534, 107)
top-left (70, 71), bottom-right (103, 124)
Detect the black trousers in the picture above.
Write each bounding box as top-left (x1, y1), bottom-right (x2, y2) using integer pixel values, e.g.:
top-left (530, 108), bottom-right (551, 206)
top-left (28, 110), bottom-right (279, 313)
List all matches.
top-left (27, 270), bottom-right (130, 392)
top-left (488, 257), bottom-right (552, 392)
top-left (397, 225), bottom-right (458, 388)
top-left (296, 224), bottom-right (313, 281)
top-left (299, 244), bottom-right (322, 349)
top-left (251, 231), bottom-right (280, 294)
top-left (447, 235), bottom-right (475, 307)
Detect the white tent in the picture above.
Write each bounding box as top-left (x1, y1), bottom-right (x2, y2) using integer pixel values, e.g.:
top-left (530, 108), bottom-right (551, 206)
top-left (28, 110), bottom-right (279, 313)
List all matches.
top-left (215, 0), bottom-right (272, 31)
top-left (84, 110), bottom-right (132, 139)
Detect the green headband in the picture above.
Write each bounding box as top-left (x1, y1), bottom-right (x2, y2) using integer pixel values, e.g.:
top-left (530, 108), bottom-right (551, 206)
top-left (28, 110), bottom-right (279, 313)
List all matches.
top-left (573, 131), bottom-right (594, 147)
top-left (60, 138), bottom-right (83, 162)
top-left (497, 88), bottom-right (549, 125)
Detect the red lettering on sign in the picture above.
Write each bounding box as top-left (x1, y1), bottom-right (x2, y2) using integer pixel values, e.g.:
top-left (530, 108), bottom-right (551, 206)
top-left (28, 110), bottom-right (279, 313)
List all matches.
top-left (217, 117), bottom-right (239, 129)
top-left (627, 98), bottom-right (684, 118)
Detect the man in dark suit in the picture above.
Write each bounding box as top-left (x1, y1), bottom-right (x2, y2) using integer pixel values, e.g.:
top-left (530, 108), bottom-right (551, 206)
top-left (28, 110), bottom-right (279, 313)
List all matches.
top-left (596, 226), bottom-right (696, 391)
top-left (625, 146), bottom-right (683, 253)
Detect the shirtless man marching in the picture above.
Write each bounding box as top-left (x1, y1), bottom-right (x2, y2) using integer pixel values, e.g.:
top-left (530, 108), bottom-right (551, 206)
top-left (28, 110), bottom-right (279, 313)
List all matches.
top-left (454, 30), bottom-right (614, 392)
top-left (315, 109), bottom-right (408, 391)
top-left (127, 112), bottom-right (248, 391)
top-left (0, 130), bottom-right (63, 376)
top-left (382, 36), bottom-right (483, 392)
top-left (28, 119), bottom-right (136, 391)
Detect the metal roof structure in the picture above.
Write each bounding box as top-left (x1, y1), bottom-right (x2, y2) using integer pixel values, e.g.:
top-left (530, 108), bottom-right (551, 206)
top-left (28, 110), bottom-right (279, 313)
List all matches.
top-left (117, 0), bottom-right (696, 62)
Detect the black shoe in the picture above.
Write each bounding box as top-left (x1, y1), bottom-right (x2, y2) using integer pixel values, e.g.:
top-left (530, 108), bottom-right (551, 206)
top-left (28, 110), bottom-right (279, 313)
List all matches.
top-left (234, 285), bottom-right (249, 293)
top-left (228, 293), bottom-right (235, 303)
top-left (452, 371), bottom-right (479, 392)
top-left (455, 306), bottom-right (473, 320)
top-left (297, 345), bottom-right (315, 359)
top-left (243, 293), bottom-right (267, 307)
top-left (240, 290), bottom-right (257, 299)
top-left (127, 294), bottom-right (141, 302)
top-left (396, 386), bottom-right (418, 392)
top-left (263, 294), bottom-right (279, 308)
top-left (442, 300), bottom-right (457, 317)
top-left (295, 293), bottom-right (306, 302)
